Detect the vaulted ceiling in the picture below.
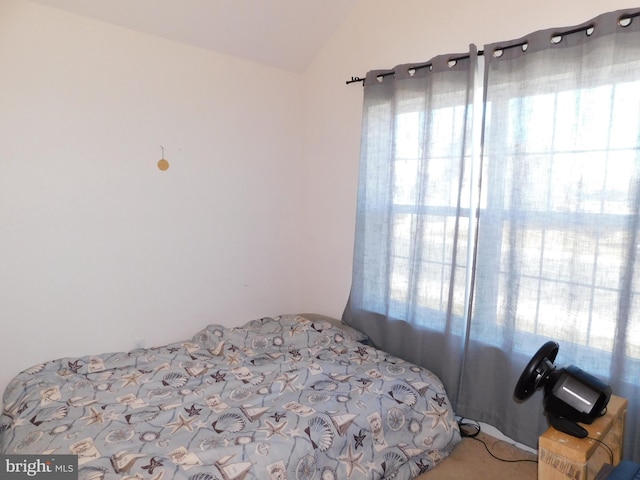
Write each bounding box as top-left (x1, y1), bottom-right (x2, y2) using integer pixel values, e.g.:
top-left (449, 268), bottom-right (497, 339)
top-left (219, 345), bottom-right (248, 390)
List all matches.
top-left (30, 0), bottom-right (359, 72)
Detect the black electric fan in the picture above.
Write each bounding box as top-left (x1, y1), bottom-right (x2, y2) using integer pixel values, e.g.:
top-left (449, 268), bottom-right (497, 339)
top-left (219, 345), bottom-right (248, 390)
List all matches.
top-left (514, 341), bottom-right (612, 438)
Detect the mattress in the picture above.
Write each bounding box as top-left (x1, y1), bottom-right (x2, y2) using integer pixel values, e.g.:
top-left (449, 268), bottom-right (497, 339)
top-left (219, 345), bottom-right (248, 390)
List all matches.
top-left (0, 314), bottom-right (461, 479)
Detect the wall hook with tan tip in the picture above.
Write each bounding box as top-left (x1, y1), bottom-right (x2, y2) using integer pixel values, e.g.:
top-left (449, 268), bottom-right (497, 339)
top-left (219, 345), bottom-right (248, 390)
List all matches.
top-left (157, 145), bottom-right (169, 171)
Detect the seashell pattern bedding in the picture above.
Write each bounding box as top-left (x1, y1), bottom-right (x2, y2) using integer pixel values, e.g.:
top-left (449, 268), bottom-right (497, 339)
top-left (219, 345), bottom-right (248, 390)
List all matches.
top-left (0, 315), bottom-right (461, 479)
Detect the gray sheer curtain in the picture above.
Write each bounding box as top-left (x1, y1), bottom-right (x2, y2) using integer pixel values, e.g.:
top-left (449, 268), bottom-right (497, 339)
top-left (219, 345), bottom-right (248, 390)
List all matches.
top-left (344, 8), bottom-right (640, 460)
top-left (343, 47), bottom-right (479, 406)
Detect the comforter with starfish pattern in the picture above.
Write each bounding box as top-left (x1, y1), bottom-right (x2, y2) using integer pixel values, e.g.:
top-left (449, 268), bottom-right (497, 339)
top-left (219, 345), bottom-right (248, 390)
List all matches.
top-left (0, 315), bottom-right (461, 480)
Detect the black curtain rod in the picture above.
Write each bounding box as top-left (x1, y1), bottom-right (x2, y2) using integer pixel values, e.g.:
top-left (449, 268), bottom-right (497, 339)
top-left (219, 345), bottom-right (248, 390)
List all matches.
top-left (346, 51), bottom-right (484, 86)
top-left (345, 76), bottom-right (366, 85)
top-left (346, 12), bottom-right (640, 86)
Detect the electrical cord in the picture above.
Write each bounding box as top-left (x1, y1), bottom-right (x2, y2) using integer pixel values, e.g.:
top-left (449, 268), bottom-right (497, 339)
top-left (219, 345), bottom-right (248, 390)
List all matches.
top-left (457, 417), bottom-right (538, 464)
top-left (457, 417), bottom-right (481, 438)
top-left (587, 437), bottom-right (614, 465)
top-left (457, 418), bottom-right (615, 466)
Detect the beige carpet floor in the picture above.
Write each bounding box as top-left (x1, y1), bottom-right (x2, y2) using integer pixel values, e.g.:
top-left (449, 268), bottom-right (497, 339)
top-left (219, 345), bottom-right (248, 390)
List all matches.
top-left (416, 431), bottom-right (538, 480)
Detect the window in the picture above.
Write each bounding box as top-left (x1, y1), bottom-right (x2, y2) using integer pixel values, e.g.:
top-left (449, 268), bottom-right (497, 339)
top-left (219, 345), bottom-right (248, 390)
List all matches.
top-left (359, 67), bottom-right (640, 371)
top-left (358, 76), bottom-right (476, 335)
top-left (477, 83), bottom-right (640, 372)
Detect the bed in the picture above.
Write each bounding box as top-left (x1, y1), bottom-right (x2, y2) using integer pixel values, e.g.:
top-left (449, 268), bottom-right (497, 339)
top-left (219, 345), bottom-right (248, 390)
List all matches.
top-left (0, 314), bottom-right (461, 480)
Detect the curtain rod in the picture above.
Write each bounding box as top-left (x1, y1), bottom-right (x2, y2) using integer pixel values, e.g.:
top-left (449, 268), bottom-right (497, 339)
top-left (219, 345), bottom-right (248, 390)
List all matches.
top-left (346, 51), bottom-right (484, 86)
top-left (346, 11), bottom-right (640, 86)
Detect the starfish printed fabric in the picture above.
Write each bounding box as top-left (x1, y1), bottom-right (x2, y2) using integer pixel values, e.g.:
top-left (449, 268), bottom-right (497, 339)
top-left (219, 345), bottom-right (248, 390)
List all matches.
top-left (0, 315), bottom-right (461, 479)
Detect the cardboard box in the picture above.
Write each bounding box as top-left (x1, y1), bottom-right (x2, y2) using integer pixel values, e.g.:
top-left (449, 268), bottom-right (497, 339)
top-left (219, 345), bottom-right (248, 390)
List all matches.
top-left (538, 395), bottom-right (627, 480)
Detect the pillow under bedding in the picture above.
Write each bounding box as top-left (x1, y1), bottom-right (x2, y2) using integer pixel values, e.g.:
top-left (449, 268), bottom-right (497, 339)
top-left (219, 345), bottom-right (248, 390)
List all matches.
top-left (298, 313), bottom-right (370, 343)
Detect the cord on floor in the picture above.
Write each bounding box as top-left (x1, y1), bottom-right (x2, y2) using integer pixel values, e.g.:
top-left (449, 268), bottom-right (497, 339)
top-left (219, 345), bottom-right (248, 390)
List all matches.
top-left (456, 417), bottom-right (538, 464)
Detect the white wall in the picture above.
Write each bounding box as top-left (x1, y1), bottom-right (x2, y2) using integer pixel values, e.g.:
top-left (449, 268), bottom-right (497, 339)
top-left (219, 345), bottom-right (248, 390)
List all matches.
top-left (0, 0), bottom-right (304, 394)
top-left (299, 0), bottom-right (637, 317)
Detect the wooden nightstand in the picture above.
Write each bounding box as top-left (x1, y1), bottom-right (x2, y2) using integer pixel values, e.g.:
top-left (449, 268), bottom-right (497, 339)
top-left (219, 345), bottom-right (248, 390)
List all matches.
top-left (538, 395), bottom-right (627, 480)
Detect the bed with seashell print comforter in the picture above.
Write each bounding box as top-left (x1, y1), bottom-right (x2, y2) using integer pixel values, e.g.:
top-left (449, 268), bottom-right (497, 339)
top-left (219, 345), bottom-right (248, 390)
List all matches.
top-left (0, 315), bottom-right (461, 480)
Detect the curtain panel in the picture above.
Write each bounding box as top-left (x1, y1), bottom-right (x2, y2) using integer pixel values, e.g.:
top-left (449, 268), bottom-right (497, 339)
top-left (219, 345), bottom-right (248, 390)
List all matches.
top-left (343, 47), bottom-right (480, 405)
top-left (344, 8), bottom-right (640, 460)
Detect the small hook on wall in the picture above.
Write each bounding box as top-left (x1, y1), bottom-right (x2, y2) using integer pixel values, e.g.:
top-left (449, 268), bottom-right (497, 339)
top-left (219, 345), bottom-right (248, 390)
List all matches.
top-left (157, 145), bottom-right (169, 171)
